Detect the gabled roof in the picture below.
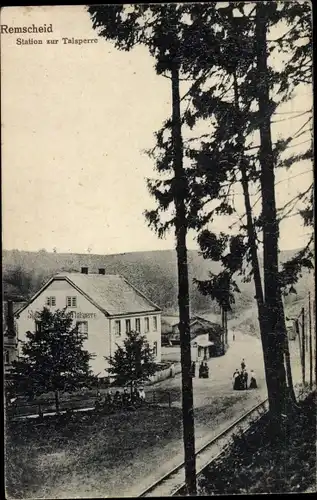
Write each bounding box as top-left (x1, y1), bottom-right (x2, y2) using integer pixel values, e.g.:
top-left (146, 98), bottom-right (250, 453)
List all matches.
top-left (172, 315), bottom-right (222, 330)
top-left (15, 273), bottom-right (161, 317)
top-left (170, 315), bottom-right (223, 341)
top-left (193, 315), bottom-right (223, 330)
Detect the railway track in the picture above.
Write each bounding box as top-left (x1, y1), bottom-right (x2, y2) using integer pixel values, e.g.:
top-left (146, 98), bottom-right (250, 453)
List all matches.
top-left (138, 398), bottom-right (269, 497)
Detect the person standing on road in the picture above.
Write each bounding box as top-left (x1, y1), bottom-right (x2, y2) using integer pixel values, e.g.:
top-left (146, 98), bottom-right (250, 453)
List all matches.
top-left (233, 369), bottom-right (239, 390)
top-left (249, 370), bottom-right (258, 389)
top-left (242, 369), bottom-right (248, 389)
top-left (241, 358), bottom-right (246, 371)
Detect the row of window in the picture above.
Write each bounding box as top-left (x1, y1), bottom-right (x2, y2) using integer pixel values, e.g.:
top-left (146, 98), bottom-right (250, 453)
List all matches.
top-left (46, 296), bottom-right (77, 308)
top-left (34, 319), bottom-right (158, 356)
top-left (35, 317), bottom-right (157, 338)
top-left (33, 322), bottom-right (158, 357)
top-left (35, 319), bottom-right (88, 336)
top-left (114, 316), bottom-right (158, 336)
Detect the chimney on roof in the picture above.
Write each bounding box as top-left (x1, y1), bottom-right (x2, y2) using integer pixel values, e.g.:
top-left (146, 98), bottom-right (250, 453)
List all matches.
top-left (81, 267), bottom-right (88, 274)
top-left (98, 268), bottom-right (105, 275)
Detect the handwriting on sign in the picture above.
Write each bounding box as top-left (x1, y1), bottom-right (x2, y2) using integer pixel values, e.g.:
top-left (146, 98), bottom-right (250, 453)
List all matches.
top-left (71, 312), bottom-right (97, 319)
top-left (26, 311), bottom-right (97, 319)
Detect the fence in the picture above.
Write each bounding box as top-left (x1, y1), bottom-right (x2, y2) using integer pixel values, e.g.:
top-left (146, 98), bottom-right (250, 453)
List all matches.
top-left (146, 362), bottom-right (182, 385)
top-left (6, 365), bottom-right (180, 420)
top-left (6, 394), bottom-right (99, 420)
top-left (7, 388), bottom-right (176, 421)
top-left (293, 291), bottom-right (316, 389)
top-left (146, 390), bottom-right (173, 408)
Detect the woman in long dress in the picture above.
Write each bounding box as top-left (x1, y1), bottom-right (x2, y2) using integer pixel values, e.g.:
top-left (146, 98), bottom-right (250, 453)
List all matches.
top-left (249, 370), bottom-right (258, 389)
top-left (233, 369), bottom-right (240, 390)
top-left (242, 369), bottom-right (248, 389)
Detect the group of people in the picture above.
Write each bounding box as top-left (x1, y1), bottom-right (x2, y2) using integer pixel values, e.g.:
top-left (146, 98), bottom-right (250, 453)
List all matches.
top-left (94, 386), bottom-right (146, 412)
top-left (190, 361), bottom-right (210, 378)
top-left (232, 358), bottom-right (257, 391)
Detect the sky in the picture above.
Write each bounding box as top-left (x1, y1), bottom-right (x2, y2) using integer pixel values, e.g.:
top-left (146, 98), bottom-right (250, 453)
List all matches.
top-left (1, 5), bottom-right (313, 256)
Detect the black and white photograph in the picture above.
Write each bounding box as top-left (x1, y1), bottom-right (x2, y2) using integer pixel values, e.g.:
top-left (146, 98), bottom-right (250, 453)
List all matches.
top-left (1, 2), bottom-right (315, 497)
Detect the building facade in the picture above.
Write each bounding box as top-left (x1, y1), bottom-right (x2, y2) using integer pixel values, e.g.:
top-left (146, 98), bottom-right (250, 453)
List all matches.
top-left (170, 315), bottom-right (226, 358)
top-left (15, 269), bottom-right (162, 377)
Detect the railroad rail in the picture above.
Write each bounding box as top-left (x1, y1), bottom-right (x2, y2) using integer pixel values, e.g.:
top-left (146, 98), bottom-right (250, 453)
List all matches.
top-left (138, 398), bottom-right (269, 497)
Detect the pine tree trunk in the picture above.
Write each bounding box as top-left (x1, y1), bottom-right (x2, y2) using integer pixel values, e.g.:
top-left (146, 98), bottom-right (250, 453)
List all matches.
top-left (312, 300), bottom-right (317, 385)
top-left (278, 295), bottom-right (297, 404)
top-left (233, 71), bottom-right (269, 369)
top-left (221, 307), bottom-right (225, 351)
top-left (309, 292), bottom-right (313, 388)
top-left (233, 71), bottom-right (274, 403)
top-left (255, 3), bottom-right (289, 422)
top-left (171, 61), bottom-right (196, 496)
top-left (301, 307), bottom-right (306, 384)
top-left (242, 158), bottom-right (296, 405)
top-left (240, 163), bottom-right (269, 351)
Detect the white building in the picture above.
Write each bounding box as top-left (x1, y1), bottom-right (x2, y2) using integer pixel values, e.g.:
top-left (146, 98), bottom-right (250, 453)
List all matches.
top-left (15, 269), bottom-right (162, 377)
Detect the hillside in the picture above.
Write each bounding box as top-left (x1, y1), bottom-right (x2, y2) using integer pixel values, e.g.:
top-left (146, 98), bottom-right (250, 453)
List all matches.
top-left (2, 248), bottom-right (314, 320)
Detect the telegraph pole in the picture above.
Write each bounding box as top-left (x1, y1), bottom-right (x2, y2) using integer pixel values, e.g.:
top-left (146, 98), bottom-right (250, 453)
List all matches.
top-left (301, 307), bottom-right (305, 385)
top-left (313, 299), bottom-right (317, 385)
top-left (308, 292), bottom-right (313, 388)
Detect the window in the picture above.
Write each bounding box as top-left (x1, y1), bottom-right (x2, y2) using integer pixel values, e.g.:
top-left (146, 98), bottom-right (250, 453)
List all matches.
top-left (153, 316), bottom-right (158, 331)
top-left (114, 320), bottom-right (121, 337)
top-left (145, 317), bottom-right (150, 333)
top-left (66, 296), bottom-right (77, 308)
top-left (46, 296), bottom-right (56, 307)
top-left (4, 350), bottom-right (10, 364)
top-left (76, 321), bottom-right (88, 337)
top-left (35, 320), bottom-right (42, 333)
top-left (125, 319), bottom-right (131, 334)
top-left (153, 341), bottom-right (158, 357)
top-left (135, 318), bottom-right (141, 333)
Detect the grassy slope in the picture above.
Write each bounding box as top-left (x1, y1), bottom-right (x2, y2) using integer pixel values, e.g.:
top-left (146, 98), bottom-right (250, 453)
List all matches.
top-left (2, 248), bottom-right (313, 319)
top-left (5, 391), bottom-right (252, 499)
top-left (196, 390), bottom-right (316, 495)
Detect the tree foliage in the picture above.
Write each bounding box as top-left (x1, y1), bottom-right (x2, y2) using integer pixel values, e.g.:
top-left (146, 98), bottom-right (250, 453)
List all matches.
top-left (106, 330), bottom-right (157, 387)
top-left (89, 2), bottom-right (313, 309)
top-left (11, 307), bottom-right (96, 398)
top-left (3, 266), bottom-right (34, 299)
top-left (88, 2), bottom-right (313, 418)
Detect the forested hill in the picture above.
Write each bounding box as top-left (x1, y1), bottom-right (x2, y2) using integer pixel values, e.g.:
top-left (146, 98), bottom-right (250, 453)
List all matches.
top-left (2, 248), bottom-right (313, 315)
